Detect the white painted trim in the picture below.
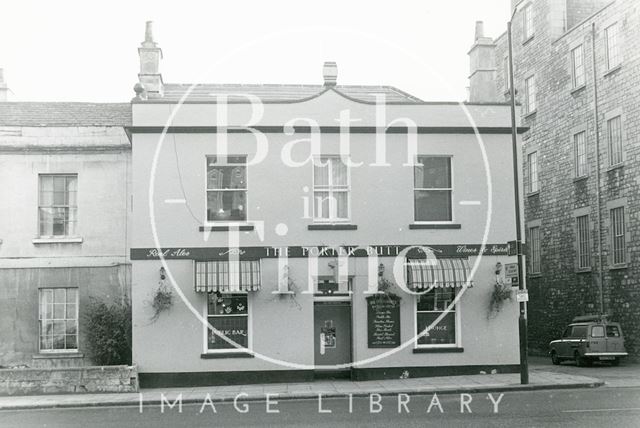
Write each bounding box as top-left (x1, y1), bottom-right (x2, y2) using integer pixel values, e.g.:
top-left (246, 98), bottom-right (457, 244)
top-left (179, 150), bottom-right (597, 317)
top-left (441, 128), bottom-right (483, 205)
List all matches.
top-left (412, 155), bottom-right (455, 223)
top-left (413, 288), bottom-right (462, 349)
top-left (311, 155), bottom-right (352, 223)
top-left (202, 291), bottom-right (253, 354)
top-left (32, 237), bottom-right (83, 244)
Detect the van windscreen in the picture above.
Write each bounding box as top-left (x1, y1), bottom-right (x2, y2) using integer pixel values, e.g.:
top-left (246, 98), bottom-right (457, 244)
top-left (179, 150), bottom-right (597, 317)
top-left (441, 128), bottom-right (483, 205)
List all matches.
top-left (572, 325), bottom-right (588, 338)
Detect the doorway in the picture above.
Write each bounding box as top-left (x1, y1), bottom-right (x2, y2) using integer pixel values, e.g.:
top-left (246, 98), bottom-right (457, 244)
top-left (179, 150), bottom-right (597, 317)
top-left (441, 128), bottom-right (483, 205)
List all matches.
top-left (313, 301), bottom-right (352, 378)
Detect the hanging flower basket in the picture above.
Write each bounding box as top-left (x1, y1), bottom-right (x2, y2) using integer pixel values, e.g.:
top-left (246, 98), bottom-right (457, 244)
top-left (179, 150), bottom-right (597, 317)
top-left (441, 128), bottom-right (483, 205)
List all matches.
top-left (150, 282), bottom-right (173, 322)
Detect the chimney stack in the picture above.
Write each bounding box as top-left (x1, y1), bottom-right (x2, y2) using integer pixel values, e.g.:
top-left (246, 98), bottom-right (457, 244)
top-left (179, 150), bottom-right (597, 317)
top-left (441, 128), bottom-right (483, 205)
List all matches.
top-left (468, 21), bottom-right (498, 102)
top-left (0, 69), bottom-right (8, 102)
top-left (323, 61), bottom-right (338, 87)
top-left (137, 21), bottom-right (163, 98)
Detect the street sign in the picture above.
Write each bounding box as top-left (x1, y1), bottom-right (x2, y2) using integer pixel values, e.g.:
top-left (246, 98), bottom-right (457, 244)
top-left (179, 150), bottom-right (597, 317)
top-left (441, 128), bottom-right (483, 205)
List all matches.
top-left (505, 263), bottom-right (519, 286)
top-left (516, 289), bottom-right (529, 302)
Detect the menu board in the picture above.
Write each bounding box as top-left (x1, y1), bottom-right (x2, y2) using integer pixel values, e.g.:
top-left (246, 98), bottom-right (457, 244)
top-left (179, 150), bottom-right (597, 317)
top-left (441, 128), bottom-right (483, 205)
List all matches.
top-left (367, 295), bottom-right (401, 348)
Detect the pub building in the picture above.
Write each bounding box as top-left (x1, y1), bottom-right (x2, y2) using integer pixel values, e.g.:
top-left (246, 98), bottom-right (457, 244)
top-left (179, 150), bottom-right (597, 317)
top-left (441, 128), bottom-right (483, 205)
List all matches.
top-left (129, 23), bottom-right (525, 387)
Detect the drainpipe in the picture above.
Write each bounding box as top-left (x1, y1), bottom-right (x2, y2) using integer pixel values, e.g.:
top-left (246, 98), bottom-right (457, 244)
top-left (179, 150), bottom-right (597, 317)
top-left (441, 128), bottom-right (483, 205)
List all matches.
top-left (591, 22), bottom-right (605, 316)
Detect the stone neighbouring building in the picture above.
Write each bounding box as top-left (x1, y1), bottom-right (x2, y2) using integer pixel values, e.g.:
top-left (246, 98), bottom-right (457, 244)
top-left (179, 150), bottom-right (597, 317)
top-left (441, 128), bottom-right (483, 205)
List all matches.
top-left (470, 0), bottom-right (640, 357)
top-left (0, 100), bottom-right (132, 368)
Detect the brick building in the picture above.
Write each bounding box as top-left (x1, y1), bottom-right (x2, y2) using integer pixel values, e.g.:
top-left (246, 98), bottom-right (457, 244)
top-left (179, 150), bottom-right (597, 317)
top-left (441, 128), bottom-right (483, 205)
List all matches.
top-left (469, 0), bottom-right (640, 357)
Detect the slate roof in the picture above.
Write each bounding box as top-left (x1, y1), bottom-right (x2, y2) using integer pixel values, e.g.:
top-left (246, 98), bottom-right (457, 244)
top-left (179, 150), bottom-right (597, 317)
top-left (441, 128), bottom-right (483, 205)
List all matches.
top-left (0, 103), bottom-right (131, 127)
top-left (159, 83), bottom-right (424, 103)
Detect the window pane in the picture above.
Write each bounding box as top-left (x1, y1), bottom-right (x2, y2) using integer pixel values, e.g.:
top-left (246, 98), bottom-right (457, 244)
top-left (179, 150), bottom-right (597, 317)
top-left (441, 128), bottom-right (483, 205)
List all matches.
top-left (207, 316), bottom-right (248, 349)
top-left (528, 152), bottom-right (538, 192)
top-left (576, 215), bottom-right (591, 269)
top-left (66, 335), bottom-right (78, 349)
top-left (414, 157), bottom-right (451, 189)
top-left (208, 294), bottom-right (248, 316)
top-left (574, 132), bottom-right (587, 177)
top-left (313, 191), bottom-right (331, 219)
top-left (207, 165), bottom-right (246, 190)
top-left (591, 326), bottom-right (605, 337)
top-left (572, 46), bottom-right (585, 87)
top-left (335, 192), bottom-right (348, 219)
top-left (606, 24), bottom-right (620, 69)
top-left (611, 207), bottom-right (625, 264)
top-left (529, 226), bottom-right (541, 274)
top-left (331, 158), bottom-right (348, 186)
top-left (417, 311), bottom-right (456, 345)
top-left (414, 190), bottom-right (452, 222)
top-left (313, 159), bottom-right (330, 187)
top-left (207, 191), bottom-right (246, 221)
top-left (608, 116), bottom-right (623, 166)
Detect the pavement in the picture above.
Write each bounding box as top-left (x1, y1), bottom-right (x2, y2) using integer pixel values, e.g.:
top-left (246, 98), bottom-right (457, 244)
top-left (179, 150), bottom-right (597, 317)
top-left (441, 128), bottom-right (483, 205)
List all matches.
top-left (0, 365), bottom-right (606, 411)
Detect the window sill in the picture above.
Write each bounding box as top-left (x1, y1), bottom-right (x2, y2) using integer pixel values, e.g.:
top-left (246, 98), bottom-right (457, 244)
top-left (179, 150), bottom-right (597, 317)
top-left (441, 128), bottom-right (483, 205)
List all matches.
top-left (524, 110), bottom-right (537, 120)
top-left (272, 290), bottom-right (295, 295)
top-left (575, 268), bottom-right (592, 274)
top-left (199, 225), bottom-right (254, 232)
top-left (573, 176), bottom-right (588, 183)
top-left (522, 35), bottom-right (534, 46)
top-left (527, 190), bottom-right (540, 197)
top-left (409, 223), bottom-right (461, 230)
top-left (606, 163), bottom-right (624, 172)
top-left (32, 237), bottom-right (83, 244)
top-left (307, 224), bottom-right (357, 231)
top-left (604, 64), bottom-right (622, 77)
top-left (609, 264), bottom-right (628, 271)
top-left (32, 352), bottom-right (83, 359)
top-left (200, 352), bottom-right (254, 359)
top-left (413, 347), bottom-right (463, 354)
top-left (528, 273), bottom-right (542, 278)
top-left (570, 84), bottom-right (586, 95)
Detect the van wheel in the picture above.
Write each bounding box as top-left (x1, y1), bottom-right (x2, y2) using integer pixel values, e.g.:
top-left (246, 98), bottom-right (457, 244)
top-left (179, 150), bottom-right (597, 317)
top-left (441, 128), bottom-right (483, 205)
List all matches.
top-left (575, 351), bottom-right (586, 367)
top-left (611, 358), bottom-right (620, 367)
top-left (551, 351), bottom-right (560, 365)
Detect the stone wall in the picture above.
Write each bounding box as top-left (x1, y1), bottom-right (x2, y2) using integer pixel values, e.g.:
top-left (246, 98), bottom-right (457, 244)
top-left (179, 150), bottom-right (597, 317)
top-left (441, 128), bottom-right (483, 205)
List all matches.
top-left (488, 0), bottom-right (640, 357)
top-left (0, 365), bottom-right (138, 396)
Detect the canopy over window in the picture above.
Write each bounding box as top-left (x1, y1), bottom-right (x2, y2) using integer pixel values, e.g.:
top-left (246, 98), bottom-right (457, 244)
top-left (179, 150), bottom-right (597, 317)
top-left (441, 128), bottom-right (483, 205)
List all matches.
top-left (406, 258), bottom-right (473, 289)
top-left (195, 260), bottom-right (261, 293)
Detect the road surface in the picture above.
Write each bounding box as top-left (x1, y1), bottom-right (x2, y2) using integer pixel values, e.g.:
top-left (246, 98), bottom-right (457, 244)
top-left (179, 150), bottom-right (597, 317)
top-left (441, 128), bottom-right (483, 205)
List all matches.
top-left (1, 386), bottom-right (639, 427)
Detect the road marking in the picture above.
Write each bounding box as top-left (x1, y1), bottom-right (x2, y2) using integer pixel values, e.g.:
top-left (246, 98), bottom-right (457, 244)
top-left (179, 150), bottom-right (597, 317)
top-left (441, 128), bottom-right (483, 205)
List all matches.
top-left (563, 408), bottom-right (640, 413)
top-left (164, 199), bottom-right (186, 204)
top-left (459, 201), bottom-right (481, 206)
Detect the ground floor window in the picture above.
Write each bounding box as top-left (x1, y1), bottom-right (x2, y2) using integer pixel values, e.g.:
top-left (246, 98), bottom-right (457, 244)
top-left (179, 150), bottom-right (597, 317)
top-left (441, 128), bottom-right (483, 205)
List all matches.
top-left (207, 293), bottom-right (248, 351)
top-left (38, 288), bottom-right (78, 352)
top-left (415, 288), bottom-right (457, 347)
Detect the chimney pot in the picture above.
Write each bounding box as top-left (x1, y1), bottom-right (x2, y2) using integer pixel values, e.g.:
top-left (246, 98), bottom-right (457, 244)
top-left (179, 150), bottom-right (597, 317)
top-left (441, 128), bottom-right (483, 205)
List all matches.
top-left (323, 61), bottom-right (338, 87)
top-left (475, 21), bottom-right (484, 40)
top-left (143, 21), bottom-right (157, 47)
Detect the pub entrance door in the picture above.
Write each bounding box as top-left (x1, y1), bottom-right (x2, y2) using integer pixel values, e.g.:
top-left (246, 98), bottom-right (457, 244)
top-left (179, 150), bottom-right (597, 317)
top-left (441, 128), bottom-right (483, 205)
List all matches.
top-left (313, 301), bottom-right (352, 378)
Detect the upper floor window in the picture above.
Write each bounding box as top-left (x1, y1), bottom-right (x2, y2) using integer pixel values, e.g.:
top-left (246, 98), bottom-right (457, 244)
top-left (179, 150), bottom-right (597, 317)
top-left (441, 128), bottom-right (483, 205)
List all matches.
top-left (571, 45), bottom-right (585, 88)
top-left (528, 226), bottom-right (541, 274)
top-left (527, 151), bottom-right (539, 193)
top-left (313, 156), bottom-right (350, 222)
top-left (39, 288), bottom-right (78, 352)
top-left (574, 131), bottom-right (587, 177)
top-left (524, 75), bottom-right (536, 114)
top-left (39, 174), bottom-right (77, 238)
top-left (610, 206), bottom-right (626, 265)
top-left (605, 23), bottom-right (620, 70)
top-left (576, 214), bottom-right (591, 269)
top-left (523, 3), bottom-right (534, 41)
top-left (607, 116), bottom-right (623, 166)
top-left (414, 156), bottom-right (452, 222)
top-left (206, 156), bottom-right (247, 222)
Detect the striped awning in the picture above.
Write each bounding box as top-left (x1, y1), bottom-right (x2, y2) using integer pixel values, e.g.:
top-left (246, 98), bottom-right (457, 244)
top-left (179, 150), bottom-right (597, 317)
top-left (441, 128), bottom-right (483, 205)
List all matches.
top-left (195, 260), bottom-right (261, 293)
top-left (406, 258), bottom-right (473, 289)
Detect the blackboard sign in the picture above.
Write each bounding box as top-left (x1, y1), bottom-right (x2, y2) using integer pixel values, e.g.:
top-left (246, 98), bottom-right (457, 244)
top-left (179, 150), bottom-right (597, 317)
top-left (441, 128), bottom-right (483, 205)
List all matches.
top-left (367, 295), bottom-right (401, 348)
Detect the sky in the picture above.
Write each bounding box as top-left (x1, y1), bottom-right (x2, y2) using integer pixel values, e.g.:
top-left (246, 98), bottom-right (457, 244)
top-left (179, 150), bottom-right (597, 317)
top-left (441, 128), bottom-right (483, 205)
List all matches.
top-left (0, 0), bottom-right (511, 103)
